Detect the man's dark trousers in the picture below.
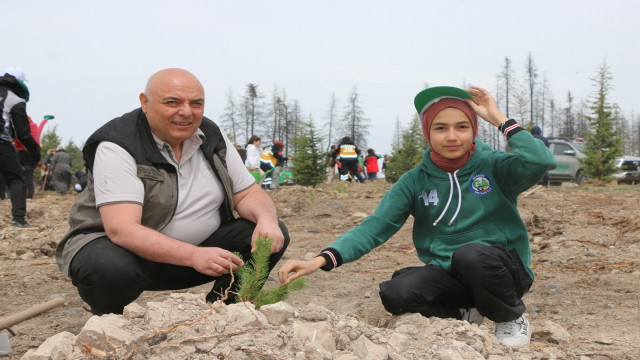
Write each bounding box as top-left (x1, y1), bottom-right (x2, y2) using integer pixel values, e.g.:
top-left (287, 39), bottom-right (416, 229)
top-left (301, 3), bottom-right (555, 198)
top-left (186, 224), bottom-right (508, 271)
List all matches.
top-left (69, 218), bottom-right (290, 315)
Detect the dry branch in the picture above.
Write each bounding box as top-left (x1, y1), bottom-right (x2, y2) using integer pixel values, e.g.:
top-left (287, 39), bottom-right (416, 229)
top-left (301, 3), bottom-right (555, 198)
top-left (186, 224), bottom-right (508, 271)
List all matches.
top-left (559, 239), bottom-right (608, 247)
top-left (521, 185), bottom-right (543, 198)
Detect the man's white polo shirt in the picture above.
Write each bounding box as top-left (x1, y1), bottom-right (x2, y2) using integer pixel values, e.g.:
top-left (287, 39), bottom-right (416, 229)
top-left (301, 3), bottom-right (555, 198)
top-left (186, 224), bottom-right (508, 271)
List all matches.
top-left (93, 128), bottom-right (255, 245)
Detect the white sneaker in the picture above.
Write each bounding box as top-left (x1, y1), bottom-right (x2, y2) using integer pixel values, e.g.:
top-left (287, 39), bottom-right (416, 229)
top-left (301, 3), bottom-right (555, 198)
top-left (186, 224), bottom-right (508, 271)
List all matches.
top-left (459, 308), bottom-right (484, 325)
top-left (495, 315), bottom-right (531, 347)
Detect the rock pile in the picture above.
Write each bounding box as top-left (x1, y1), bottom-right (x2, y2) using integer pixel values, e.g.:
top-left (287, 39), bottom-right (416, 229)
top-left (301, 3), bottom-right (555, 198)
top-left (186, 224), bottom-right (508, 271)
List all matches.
top-left (21, 293), bottom-right (568, 359)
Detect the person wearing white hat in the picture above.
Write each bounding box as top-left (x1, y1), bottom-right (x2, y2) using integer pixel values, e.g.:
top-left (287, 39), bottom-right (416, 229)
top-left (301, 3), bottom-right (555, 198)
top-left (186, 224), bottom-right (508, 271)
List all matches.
top-left (0, 67), bottom-right (41, 227)
top-left (3, 67), bottom-right (26, 82)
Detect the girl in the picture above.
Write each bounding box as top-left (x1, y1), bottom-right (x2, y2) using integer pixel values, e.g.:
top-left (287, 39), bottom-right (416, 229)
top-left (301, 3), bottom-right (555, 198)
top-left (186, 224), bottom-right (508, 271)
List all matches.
top-left (278, 86), bottom-right (556, 347)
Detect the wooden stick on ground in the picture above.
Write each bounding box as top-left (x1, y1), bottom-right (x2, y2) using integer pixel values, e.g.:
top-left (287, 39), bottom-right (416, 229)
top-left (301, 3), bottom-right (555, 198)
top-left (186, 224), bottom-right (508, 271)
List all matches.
top-left (522, 185), bottom-right (543, 198)
top-left (0, 297), bottom-right (65, 330)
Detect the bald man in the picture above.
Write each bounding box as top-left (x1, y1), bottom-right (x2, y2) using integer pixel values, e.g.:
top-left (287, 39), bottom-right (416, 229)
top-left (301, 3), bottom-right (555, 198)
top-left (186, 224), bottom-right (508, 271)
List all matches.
top-left (57, 69), bottom-right (289, 314)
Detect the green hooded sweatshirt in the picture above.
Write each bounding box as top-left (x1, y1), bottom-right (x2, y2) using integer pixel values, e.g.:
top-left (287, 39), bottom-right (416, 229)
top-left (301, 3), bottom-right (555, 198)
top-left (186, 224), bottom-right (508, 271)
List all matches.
top-left (323, 130), bottom-right (556, 280)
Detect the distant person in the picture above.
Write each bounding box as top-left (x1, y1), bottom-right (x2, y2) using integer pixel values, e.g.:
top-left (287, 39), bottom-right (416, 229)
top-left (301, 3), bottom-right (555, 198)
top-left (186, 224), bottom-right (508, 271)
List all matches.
top-left (357, 150), bottom-right (366, 182)
top-left (41, 148), bottom-right (56, 191)
top-left (259, 141), bottom-right (286, 190)
top-left (244, 136), bottom-right (262, 169)
top-left (382, 155), bottom-right (390, 173)
top-left (0, 67), bottom-right (41, 227)
top-left (74, 168), bottom-right (88, 192)
top-left (51, 145), bottom-right (72, 194)
top-left (530, 126), bottom-right (550, 186)
top-left (235, 144), bottom-right (247, 164)
top-left (15, 115), bottom-right (51, 198)
top-left (365, 149), bottom-right (382, 181)
top-left (332, 137), bottom-right (364, 183)
top-left (327, 145), bottom-right (338, 183)
top-left (271, 145), bottom-right (291, 190)
top-left (245, 135), bottom-right (263, 183)
top-left (279, 86), bottom-right (556, 347)
top-left (56, 68), bottom-right (288, 315)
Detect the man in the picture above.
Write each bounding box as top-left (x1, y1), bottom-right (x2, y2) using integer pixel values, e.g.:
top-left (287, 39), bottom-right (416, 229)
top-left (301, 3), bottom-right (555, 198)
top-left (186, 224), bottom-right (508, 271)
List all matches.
top-left (56, 68), bottom-right (289, 315)
top-left (0, 68), bottom-right (41, 227)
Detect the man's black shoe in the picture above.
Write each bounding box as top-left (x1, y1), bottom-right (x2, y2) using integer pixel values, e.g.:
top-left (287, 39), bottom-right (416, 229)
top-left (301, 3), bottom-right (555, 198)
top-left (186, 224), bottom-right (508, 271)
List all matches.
top-left (12, 219), bottom-right (31, 228)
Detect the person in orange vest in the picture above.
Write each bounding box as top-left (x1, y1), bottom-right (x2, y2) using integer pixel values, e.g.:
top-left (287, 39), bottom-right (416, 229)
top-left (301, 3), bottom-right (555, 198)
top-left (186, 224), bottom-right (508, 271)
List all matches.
top-left (259, 141), bottom-right (285, 190)
top-left (332, 137), bottom-right (364, 183)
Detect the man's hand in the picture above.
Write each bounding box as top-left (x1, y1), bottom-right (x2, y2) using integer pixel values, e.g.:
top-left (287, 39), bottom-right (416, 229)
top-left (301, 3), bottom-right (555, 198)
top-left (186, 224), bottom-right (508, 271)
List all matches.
top-left (190, 247), bottom-right (244, 277)
top-left (252, 220), bottom-right (285, 253)
top-left (234, 183), bottom-right (284, 253)
top-left (278, 257), bottom-right (326, 285)
top-left (465, 86), bottom-right (508, 127)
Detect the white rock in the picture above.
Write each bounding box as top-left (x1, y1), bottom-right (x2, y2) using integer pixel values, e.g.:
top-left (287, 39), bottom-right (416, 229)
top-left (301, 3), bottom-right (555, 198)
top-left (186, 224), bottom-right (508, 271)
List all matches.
top-left (292, 320), bottom-right (336, 353)
top-left (351, 334), bottom-right (388, 360)
top-left (388, 332), bottom-right (409, 352)
top-left (225, 302), bottom-right (268, 328)
top-left (533, 320), bottom-right (572, 344)
top-left (261, 301), bottom-right (296, 325)
top-left (335, 355), bottom-right (360, 360)
top-left (122, 302), bottom-right (145, 319)
top-left (75, 315), bottom-right (143, 354)
top-left (20, 331), bottom-right (76, 360)
top-left (20, 251), bottom-right (35, 260)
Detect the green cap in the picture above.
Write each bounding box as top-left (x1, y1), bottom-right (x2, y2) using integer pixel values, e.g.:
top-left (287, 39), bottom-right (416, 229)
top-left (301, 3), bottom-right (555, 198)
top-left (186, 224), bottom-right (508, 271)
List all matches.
top-left (414, 86), bottom-right (473, 115)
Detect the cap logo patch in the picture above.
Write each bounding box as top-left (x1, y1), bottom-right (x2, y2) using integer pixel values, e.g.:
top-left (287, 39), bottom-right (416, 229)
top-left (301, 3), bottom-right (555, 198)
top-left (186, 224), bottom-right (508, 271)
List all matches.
top-left (470, 174), bottom-right (492, 195)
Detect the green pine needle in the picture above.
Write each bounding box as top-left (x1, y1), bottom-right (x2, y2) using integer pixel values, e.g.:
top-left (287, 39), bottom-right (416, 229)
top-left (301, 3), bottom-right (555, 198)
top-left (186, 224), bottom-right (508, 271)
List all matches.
top-left (234, 236), bottom-right (306, 309)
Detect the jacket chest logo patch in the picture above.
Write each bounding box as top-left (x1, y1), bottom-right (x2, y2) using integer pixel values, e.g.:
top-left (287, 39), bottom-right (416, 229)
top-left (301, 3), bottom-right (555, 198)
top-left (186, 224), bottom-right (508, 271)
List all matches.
top-left (470, 174), bottom-right (492, 195)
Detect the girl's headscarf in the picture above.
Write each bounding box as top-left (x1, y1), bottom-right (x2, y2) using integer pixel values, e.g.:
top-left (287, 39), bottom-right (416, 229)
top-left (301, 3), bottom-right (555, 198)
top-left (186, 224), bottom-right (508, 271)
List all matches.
top-left (419, 96), bottom-right (478, 173)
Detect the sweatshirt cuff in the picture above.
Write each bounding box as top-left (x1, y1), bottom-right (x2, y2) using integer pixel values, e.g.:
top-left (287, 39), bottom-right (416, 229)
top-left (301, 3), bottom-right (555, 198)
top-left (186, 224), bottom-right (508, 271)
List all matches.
top-left (498, 119), bottom-right (523, 139)
top-left (319, 248), bottom-right (343, 271)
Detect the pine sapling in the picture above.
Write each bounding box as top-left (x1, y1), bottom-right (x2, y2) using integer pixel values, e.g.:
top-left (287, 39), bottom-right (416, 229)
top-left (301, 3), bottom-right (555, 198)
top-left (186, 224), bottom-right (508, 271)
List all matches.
top-left (234, 236), bottom-right (306, 309)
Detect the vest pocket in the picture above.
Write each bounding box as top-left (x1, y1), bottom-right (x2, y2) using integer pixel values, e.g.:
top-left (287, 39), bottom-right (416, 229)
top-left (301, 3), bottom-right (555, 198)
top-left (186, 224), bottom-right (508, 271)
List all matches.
top-left (137, 167), bottom-right (164, 181)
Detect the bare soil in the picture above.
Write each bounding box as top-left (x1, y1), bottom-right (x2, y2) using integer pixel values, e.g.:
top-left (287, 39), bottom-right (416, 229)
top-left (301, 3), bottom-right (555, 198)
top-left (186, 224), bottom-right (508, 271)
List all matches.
top-left (1, 179), bottom-right (639, 359)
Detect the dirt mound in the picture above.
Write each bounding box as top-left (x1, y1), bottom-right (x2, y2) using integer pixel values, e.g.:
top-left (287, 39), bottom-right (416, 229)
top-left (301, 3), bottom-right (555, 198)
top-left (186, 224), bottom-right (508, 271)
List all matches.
top-left (22, 294), bottom-right (561, 359)
top-left (1, 181), bottom-right (639, 359)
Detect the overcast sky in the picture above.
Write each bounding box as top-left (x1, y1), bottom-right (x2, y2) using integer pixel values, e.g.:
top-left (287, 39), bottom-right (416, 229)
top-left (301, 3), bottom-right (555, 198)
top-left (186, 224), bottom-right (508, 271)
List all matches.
top-left (3, 0), bottom-right (638, 155)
